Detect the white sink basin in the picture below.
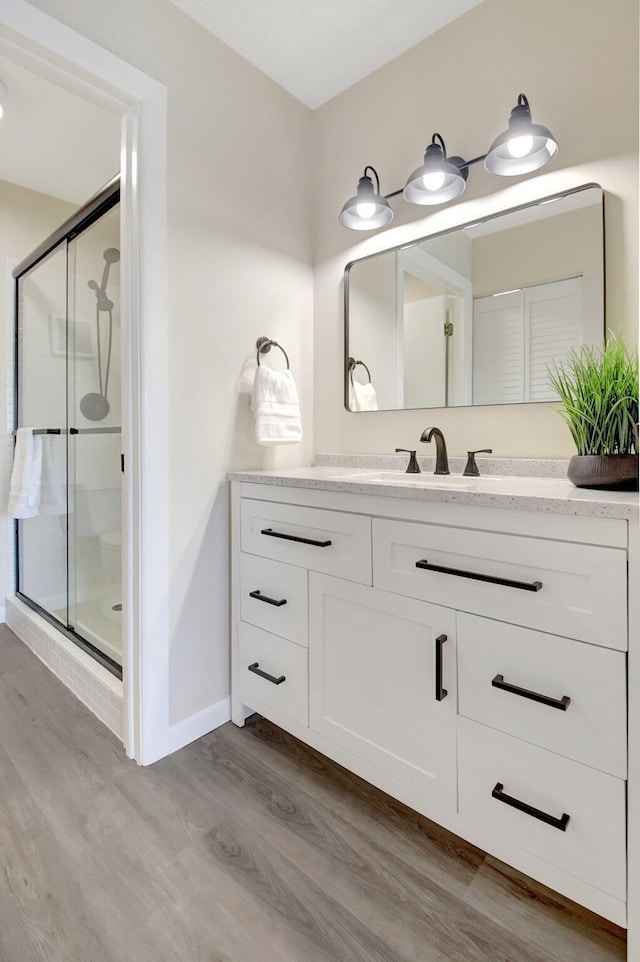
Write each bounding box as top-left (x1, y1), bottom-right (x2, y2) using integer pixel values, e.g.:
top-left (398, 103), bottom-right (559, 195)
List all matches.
top-left (337, 471), bottom-right (487, 489)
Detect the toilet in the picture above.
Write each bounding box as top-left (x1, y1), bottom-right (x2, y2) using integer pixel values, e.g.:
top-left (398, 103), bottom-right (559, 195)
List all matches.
top-left (99, 528), bottom-right (122, 584)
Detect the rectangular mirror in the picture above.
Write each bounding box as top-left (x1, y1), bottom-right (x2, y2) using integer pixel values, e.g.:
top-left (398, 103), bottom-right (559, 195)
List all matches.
top-left (345, 184), bottom-right (604, 412)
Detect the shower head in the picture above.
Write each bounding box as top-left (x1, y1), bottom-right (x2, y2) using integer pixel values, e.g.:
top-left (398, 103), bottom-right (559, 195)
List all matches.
top-left (90, 246), bottom-right (120, 303)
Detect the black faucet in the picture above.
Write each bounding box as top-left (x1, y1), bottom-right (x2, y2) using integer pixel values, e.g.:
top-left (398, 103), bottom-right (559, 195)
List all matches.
top-left (419, 427), bottom-right (450, 475)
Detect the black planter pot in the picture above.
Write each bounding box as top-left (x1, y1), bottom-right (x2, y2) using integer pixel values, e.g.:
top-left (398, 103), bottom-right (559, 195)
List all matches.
top-left (567, 454), bottom-right (639, 491)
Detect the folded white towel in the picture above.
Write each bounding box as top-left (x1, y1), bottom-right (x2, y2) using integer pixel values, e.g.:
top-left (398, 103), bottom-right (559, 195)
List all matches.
top-left (8, 428), bottom-right (43, 519)
top-left (40, 435), bottom-right (66, 515)
top-left (351, 380), bottom-right (379, 412)
top-left (251, 366), bottom-right (303, 445)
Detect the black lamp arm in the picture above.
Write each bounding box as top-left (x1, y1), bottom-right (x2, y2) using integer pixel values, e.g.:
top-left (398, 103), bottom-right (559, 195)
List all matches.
top-left (431, 132), bottom-right (447, 156)
top-left (363, 166), bottom-right (381, 194)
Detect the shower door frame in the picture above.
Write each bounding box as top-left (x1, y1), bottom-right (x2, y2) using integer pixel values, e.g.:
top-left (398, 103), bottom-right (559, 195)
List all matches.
top-left (13, 180), bottom-right (123, 678)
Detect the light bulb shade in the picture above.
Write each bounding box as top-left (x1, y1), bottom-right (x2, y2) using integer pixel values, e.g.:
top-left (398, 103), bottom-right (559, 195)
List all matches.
top-left (339, 173), bottom-right (393, 230)
top-left (403, 142), bottom-right (467, 206)
top-left (485, 99), bottom-right (558, 176)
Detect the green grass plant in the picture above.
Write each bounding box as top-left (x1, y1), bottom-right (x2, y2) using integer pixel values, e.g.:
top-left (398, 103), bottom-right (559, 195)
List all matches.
top-left (547, 335), bottom-right (638, 456)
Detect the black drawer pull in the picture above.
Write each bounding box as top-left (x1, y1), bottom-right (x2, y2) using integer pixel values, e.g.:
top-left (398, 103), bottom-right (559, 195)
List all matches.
top-left (415, 559), bottom-right (542, 592)
top-left (492, 782), bottom-right (570, 831)
top-left (435, 634), bottom-right (448, 701)
top-left (249, 590), bottom-right (287, 608)
top-left (248, 662), bottom-right (285, 685)
top-left (261, 528), bottom-right (332, 548)
top-left (492, 674), bottom-right (570, 711)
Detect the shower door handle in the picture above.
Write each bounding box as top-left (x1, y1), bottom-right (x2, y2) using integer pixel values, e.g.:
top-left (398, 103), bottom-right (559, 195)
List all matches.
top-left (69, 428), bottom-right (79, 434)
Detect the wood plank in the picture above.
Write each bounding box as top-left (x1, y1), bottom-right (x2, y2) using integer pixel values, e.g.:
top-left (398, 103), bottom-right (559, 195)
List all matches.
top-left (464, 857), bottom-right (626, 962)
top-left (0, 743), bottom-right (122, 962)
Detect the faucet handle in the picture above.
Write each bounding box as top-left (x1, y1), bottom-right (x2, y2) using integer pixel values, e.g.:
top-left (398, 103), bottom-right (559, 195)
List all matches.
top-left (463, 449), bottom-right (493, 477)
top-left (395, 449), bottom-right (421, 474)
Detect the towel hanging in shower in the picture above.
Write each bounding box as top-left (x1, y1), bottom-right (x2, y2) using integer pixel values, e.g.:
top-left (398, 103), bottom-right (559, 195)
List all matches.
top-left (40, 434), bottom-right (66, 515)
top-left (8, 428), bottom-right (42, 519)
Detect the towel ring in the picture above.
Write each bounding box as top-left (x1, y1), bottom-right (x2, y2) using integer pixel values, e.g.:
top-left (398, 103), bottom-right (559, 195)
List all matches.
top-left (348, 357), bottom-right (371, 384)
top-left (256, 337), bottom-right (290, 369)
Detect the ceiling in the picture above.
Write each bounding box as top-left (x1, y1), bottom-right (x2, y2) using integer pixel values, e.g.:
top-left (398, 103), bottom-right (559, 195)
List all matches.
top-left (167, 0), bottom-right (484, 109)
top-left (0, 56), bottom-right (121, 205)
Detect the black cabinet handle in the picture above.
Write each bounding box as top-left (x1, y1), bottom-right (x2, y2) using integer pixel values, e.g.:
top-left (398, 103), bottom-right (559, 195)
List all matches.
top-left (416, 559), bottom-right (542, 593)
top-left (248, 662), bottom-right (285, 685)
top-left (492, 782), bottom-right (570, 832)
top-left (249, 590), bottom-right (287, 608)
top-left (435, 634), bottom-right (448, 701)
top-left (492, 674), bottom-right (570, 711)
top-left (261, 528), bottom-right (332, 548)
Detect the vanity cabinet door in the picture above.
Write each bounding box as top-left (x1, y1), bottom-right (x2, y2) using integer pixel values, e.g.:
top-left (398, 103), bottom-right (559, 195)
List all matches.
top-left (309, 573), bottom-right (457, 817)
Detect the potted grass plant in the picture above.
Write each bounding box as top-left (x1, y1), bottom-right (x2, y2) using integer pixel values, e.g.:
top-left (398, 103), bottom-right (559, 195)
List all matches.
top-left (547, 335), bottom-right (639, 491)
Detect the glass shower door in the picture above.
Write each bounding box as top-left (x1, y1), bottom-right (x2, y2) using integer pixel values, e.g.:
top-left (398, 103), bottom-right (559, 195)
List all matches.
top-left (16, 242), bottom-right (69, 622)
top-left (15, 186), bottom-right (122, 675)
top-left (67, 204), bottom-right (122, 668)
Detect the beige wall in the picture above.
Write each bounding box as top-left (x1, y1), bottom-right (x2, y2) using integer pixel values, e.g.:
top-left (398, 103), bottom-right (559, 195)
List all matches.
top-left (27, 0), bottom-right (314, 724)
top-left (0, 179), bottom-right (76, 616)
top-left (313, 0), bottom-right (638, 459)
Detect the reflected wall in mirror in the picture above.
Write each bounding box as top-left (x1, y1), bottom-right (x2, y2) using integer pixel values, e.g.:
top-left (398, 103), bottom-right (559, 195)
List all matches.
top-left (345, 185), bottom-right (604, 411)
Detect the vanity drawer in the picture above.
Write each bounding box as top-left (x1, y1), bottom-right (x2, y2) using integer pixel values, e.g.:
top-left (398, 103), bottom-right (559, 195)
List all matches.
top-left (372, 518), bottom-right (627, 649)
top-left (458, 717), bottom-right (626, 901)
top-left (241, 498), bottom-right (372, 584)
top-left (238, 622), bottom-right (308, 727)
top-left (240, 553), bottom-right (308, 646)
top-left (458, 614), bottom-right (627, 777)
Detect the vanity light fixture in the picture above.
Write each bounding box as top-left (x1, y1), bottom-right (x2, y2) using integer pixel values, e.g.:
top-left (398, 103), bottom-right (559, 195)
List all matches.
top-left (403, 133), bottom-right (468, 206)
top-left (339, 93), bottom-right (558, 230)
top-left (484, 94), bottom-right (558, 176)
top-left (339, 166), bottom-right (394, 230)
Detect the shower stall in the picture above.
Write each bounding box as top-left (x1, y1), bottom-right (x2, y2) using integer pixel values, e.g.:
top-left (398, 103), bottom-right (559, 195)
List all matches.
top-left (13, 178), bottom-right (122, 676)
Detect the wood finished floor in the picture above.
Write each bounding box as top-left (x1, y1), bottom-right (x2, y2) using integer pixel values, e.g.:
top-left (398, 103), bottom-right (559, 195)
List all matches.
top-left (0, 625), bottom-right (627, 962)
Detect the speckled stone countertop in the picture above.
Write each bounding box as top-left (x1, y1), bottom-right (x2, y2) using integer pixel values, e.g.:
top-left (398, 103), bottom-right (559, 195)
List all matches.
top-left (229, 455), bottom-right (639, 521)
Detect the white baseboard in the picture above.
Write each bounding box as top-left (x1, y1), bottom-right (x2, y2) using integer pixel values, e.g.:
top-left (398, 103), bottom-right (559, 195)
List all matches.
top-left (166, 696), bottom-right (231, 756)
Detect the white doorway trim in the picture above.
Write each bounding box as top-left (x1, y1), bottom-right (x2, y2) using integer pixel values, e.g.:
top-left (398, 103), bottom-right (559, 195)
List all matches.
top-left (0, 0), bottom-right (169, 765)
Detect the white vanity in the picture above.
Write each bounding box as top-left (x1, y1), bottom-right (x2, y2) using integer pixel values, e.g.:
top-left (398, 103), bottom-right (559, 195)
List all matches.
top-left (230, 460), bottom-right (638, 931)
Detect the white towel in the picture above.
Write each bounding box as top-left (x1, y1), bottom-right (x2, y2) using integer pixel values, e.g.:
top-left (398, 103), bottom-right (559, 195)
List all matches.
top-left (40, 435), bottom-right (66, 515)
top-left (351, 380), bottom-right (378, 412)
top-left (8, 428), bottom-right (43, 519)
top-left (251, 366), bottom-right (303, 445)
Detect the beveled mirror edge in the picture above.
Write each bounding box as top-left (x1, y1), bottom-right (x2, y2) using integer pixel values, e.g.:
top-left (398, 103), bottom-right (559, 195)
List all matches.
top-left (343, 181), bottom-right (605, 414)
